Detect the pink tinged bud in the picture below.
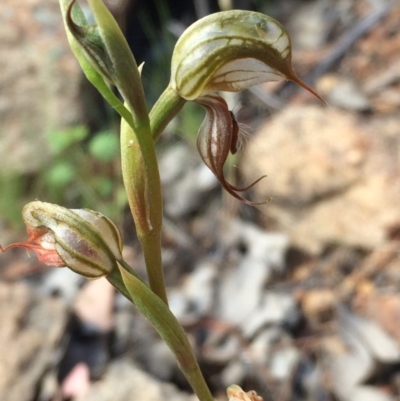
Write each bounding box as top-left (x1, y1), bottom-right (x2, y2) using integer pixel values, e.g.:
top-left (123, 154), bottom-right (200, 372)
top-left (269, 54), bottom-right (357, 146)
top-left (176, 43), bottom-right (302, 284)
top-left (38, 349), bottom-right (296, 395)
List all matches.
top-left (1, 202), bottom-right (123, 278)
top-left (196, 95), bottom-right (268, 206)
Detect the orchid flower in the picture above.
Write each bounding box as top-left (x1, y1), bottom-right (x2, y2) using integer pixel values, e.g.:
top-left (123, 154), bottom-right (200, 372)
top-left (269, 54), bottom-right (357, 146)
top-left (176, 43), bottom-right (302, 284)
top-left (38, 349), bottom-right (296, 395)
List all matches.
top-left (168, 10), bottom-right (325, 204)
top-left (1, 201), bottom-right (123, 278)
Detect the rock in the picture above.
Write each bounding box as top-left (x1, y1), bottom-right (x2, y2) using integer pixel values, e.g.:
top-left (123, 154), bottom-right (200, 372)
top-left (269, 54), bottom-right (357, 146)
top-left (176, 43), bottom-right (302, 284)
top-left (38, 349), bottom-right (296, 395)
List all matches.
top-left (0, 281), bottom-right (68, 401)
top-left (329, 307), bottom-right (399, 401)
top-left (221, 360), bottom-right (247, 389)
top-left (201, 332), bottom-right (241, 364)
top-left (344, 387), bottom-right (394, 401)
top-left (74, 359), bottom-right (196, 401)
top-left (0, 0), bottom-right (83, 174)
top-left (169, 261), bottom-right (217, 325)
top-left (244, 106), bottom-right (366, 207)
top-left (61, 363), bottom-right (91, 400)
top-left (299, 289), bottom-right (336, 323)
top-left (289, 0), bottom-right (331, 50)
top-left (218, 220), bottom-right (290, 328)
top-left (243, 106), bottom-right (400, 253)
top-left (361, 293), bottom-right (400, 345)
top-left (113, 306), bottom-right (178, 383)
top-left (241, 292), bottom-right (298, 338)
top-left (40, 268), bottom-right (83, 302)
top-left (74, 278), bottom-right (115, 332)
top-left (159, 143), bottom-right (219, 218)
top-left (339, 308), bottom-right (400, 363)
top-left (329, 319), bottom-right (374, 400)
top-left (269, 346), bottom-right (300, 381)
top-left (317, 74), bottom-right (371, 111)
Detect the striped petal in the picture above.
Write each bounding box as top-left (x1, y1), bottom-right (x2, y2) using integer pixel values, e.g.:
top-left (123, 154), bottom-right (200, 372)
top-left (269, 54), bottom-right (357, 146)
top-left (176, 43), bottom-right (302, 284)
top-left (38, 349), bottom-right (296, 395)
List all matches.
top-left (171, 10), bottom-right (325, 104)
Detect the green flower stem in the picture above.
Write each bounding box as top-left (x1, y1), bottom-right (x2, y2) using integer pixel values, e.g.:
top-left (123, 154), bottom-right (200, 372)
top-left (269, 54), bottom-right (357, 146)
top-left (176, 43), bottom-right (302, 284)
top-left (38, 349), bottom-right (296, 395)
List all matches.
top-left (118, 260), bottom-right (214, 401)
top-left (149, 85), bottom-right (186, 141)
top-left (121, 115), bottom-right (168, 305)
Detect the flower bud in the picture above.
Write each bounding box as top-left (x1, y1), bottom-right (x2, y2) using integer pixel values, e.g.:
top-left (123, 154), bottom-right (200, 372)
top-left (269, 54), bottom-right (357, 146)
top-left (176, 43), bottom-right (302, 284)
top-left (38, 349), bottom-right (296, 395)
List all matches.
top-left (170, 10), bottom-right (324, 103)
top-left (60, 0), bottom-right (148, 121)
top-left (64, 0), bottom-right (115, 83)
top-left (1, 201), bottom-right (123, 278)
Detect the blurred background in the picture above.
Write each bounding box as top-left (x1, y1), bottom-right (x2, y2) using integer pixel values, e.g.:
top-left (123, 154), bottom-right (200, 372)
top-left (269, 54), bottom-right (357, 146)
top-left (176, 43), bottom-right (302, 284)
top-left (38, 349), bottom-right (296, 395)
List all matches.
top-left (1, 0), bottom-right (400, 400)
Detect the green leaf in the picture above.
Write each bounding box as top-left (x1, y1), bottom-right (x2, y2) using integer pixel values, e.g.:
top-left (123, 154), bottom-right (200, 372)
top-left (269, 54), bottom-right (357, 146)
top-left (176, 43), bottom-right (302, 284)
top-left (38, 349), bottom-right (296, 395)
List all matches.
top-left (93, 177), bottom-right (113, 196)
top-left (45, 162), bottom-right (76, 187)
top-left (89, 131), bottom-right (119, 162)
top-left (47, 126), bottom-right (88, 154)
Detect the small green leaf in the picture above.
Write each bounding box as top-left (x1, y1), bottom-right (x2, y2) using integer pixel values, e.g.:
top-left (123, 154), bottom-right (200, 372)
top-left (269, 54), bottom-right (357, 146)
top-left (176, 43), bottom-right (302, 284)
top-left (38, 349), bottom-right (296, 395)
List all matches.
top-left (89, 131), bottom-right (119, 162)
top-left (45, 162), bottom-right (76, 187)
top-left (47, 126), bottom-right (88, 154)
top-left (93, 177), bottom-right (113, 196)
